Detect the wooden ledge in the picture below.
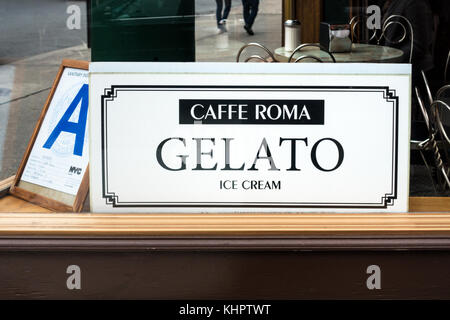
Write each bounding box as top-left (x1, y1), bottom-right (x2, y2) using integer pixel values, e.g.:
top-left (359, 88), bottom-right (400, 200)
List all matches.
top-left (0, 212), bottom-right (450, 235)
top-left (1, 209), bottom-right (450, 236)
top-left (0, 190), bottom-right (449, 236)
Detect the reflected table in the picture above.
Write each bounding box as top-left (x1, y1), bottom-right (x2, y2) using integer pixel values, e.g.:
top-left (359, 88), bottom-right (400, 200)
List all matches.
top-left (274, 43), bottom-right (404, 63)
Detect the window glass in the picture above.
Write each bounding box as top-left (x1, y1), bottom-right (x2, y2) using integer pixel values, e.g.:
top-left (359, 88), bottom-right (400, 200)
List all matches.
top-left (0, 0), bottom-right (449, 197)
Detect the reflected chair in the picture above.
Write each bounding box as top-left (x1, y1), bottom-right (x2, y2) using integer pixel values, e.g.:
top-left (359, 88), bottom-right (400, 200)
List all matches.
top-left (431, 99), bottom-right (450, 190)
top-left (436, 84), bottom-right (450, 141)
top-left (349, 15), bottom-right (377, 44)
top-left (236, 43), bottom-right (278, 63)
top-left (437, 83), bottom-right (450, 100)
top-left (420, 71), bottom-right (450, 189)
top-left (413, 83), bottom-right (450, 193)
top-left (412, 87), bottom-right (439, 193)
top-left (421, 70), bottom-right (434, 108)
top-left (377, 15), bottom-right (414, 63)
top-left (287, 43), bottom-right (336, 63)
top-left (350, 14), bottom-right (413, 63)
top-left (445, 50), bottom-right (450, 83)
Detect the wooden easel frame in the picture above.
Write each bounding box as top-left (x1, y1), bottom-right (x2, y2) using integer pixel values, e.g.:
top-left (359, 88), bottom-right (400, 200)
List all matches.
top-left (10, 59), bottom-right (89, 212)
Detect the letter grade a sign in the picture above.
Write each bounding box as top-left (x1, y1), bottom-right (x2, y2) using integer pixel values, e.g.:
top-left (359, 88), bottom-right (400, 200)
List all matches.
top-left (89, 63), bottom-right (411, 213)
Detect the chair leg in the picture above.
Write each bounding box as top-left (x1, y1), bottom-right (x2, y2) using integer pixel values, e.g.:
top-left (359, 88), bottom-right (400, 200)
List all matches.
top-left (419, 150), bottom-right (439, 194)
top-left (440, 166), bottom-right (450, 190)
top-left (430, 136), bottom-right (450, 193)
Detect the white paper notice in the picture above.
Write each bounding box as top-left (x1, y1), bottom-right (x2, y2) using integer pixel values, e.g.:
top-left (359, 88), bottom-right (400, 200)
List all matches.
top-left (21, 67), bottom-right (89, 195)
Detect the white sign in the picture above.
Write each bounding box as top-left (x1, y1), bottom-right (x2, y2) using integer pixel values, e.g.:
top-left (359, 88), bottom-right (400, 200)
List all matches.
top-left (22, 67), bottom-right (89, 195)
top-left (89, 63), bottom-right (411, 213)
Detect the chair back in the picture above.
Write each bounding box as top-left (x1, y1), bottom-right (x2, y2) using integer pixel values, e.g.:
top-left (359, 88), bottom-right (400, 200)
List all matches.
top-left (437, 85), bottom-right (450, 100)
top-left (415, 87), bottom-right (450, 191)
top-left (445, 50), bottom-right (450, 83)
top-left (349, 15), bottom-right (377, 44)
top-left (416, 87), bottom-right (432, 134)
top-left (349, 14), bottom-right (413, 63)
top-left (433, 100), bottom-right (450, 146)
top-left (421, 70), bottom-right (434, 107)
top-left (236, 43), bottom-right (277, 63)
top-left (378, 15), bottom-right (414, 63)
top-left (431, 100), bottom-right (450, 189)
top-left (287, 43), bottom-right (336, 63)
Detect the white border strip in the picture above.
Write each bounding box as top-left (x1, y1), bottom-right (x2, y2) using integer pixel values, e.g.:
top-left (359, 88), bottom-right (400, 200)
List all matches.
top-left (90, 62), bottom-right (412, 75)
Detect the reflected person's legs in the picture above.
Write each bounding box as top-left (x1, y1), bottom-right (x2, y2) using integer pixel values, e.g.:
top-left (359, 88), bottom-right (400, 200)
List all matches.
top-left (216, 0), bottom-right (223, 27)
top-left (222, 0), bottom-right (232, 21)
top-left (242, 0), bottom-right (250, 26)
top-left (247, 0), bottom-right (259, 28)
top-left (242, 0), bottom-right (257, 35)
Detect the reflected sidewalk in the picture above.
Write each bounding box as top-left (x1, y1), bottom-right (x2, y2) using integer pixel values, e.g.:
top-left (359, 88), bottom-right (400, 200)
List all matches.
top-left (0, 0), bottom-right (283, 181)
top-left (196, 2), bottom-right (282, 62)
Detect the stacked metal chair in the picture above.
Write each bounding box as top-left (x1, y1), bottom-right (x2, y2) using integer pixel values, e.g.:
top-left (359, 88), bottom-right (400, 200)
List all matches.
top-left (414, 71), bottom-right (450, 193)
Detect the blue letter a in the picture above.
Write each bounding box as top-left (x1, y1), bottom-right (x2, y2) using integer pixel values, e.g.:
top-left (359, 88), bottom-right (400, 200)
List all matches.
top-left (43, 84), bottom-right (89, 156)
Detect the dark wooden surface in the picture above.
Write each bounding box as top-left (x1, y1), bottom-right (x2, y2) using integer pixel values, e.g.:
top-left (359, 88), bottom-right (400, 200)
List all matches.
top-left (1, 184), bottom-right (450, 299)
top-left (1, 230), bottom-right (450, 299)
top-left (1, 250), bottom-right (450, 299)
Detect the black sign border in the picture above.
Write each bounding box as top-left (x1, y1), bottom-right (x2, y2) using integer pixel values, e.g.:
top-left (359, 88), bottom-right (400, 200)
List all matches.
top-left (100, 85), bottom-right (399, 209)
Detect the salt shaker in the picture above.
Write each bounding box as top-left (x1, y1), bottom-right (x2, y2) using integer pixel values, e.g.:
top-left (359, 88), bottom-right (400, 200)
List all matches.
top-left (284, 20), bottom-right (301, 52)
